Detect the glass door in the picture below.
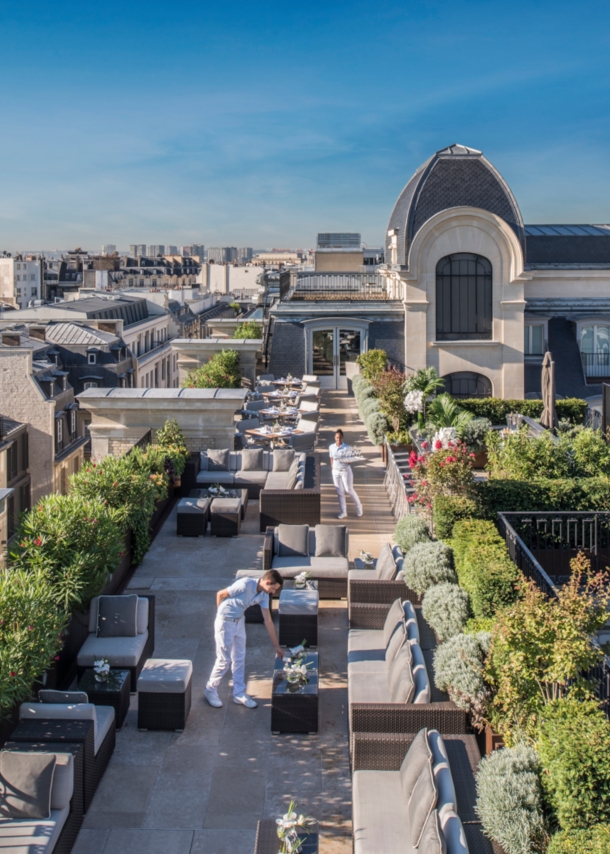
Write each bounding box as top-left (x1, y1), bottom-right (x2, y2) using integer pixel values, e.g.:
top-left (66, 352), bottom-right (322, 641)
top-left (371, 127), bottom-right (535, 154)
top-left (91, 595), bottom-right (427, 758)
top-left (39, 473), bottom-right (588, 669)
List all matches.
top-left (338, 329), bottom-right (361, 390)
top-left (310, 327), bottom-right (362, 388)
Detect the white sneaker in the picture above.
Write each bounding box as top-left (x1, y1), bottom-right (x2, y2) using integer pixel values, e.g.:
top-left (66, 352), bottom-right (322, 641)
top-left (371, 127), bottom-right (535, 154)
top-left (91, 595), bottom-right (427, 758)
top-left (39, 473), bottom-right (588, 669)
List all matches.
top-left (356, 509), bottom-right (363, 517)
top-left (338, 512), bottom-right (347, 519)
top-left (233, 694), bottom-right (257, 709)
top-left (204, 688), bottom-right (223, 708)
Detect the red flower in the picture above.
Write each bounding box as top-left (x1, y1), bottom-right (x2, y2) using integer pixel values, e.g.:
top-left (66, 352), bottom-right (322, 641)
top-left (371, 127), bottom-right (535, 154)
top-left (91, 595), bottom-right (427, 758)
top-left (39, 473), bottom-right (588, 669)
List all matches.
top-left (28, 625), bottom-right (33, 631)
top-left (469, 453), bottom-right (476, 458)
top-left (448, 441), bottom-right (455, 448)
top-left (421, 480), bottom-right (428, 486)
top-left (33, 537), bottom-right (42, 547)
top-left (434, 440), bottom-right (442, 450)
top-left (113, 481), bottom-right (118, 487)
top-left (10, 671), bottom-right (16, 677)
top-left (421, 441), bottom-right (429, 449)
top-left (439, 461), bottom-right (445, 467)
top-left (55, 655), bottom-right (60, 661)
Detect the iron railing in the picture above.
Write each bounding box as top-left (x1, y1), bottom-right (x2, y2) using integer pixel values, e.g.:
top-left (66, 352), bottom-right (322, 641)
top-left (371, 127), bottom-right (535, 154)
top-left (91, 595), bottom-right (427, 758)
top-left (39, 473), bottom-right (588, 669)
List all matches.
top-left (581, 350), bottom-right (610, 378)
top-left (585, 406), bottom-right (603, 431)
top-left (281, 270), bottom-right (388, 301)
top-left (383, 437), bottom-right (412, 520)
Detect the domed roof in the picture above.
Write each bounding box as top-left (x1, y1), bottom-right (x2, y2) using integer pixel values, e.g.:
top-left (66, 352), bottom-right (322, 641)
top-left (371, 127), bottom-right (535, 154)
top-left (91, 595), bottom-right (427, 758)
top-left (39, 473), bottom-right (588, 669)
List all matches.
top-left (386, 144), bottom-right (525, 266)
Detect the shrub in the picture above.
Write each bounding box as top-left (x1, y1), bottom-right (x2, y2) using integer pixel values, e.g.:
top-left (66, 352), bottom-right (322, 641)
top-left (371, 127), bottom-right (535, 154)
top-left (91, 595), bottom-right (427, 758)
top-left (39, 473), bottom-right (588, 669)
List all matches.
top-left (474, 476), bottom-right (610, 516)
top-left (462, 417), bottom-right (492, 452)
top-left (548, 825), bottom-right (610, 853)
top-left (570, 427), bottom-right (610, 476)
top-left (537, 698), bottom-right (610, 831)
top-left (10, 494), bottom-right (123, 612)
top-left (372, 369), bottom-right (406, 431)
top-left (365, 410), bottom-right (389, 445)
top-left (486, 428), bottom-right (572, 480)
top-left (426, 393), bottom-right (474, 436)
top-left (409, 441), bottom-right (475, 513)
top-left (403, 541), bottom-right (456, 594)
top-left (361, 396), bottom-right (381, 419)
top-left (393, 515), bottom-right (430, 552)
top-left (422, 582), bottom-right (470, 641)
top-left (433, 632), bottom-right (490, 726)
top-left (356, 348), bottom-right (387, 381)
top-left (355, 381), bottom-right (376, 404)
top-left (475, 745), bottom-right (547, 854)
top-left (433, 495), bottom-right (481, 539)
top-left (154, 419), bottom-right (189, 477)
top-left (352, 374), bottom-right (366, 395)
top-left (232, 320), bottom-right (262, 339)
top-left (183, 349), bottom-right (241, 388)
top-left (0, 567), bottom-right (68, 719)
top-left (451, 520), bottom-right (521, 619)
top-left (458, 397), bottom-right (588, 425)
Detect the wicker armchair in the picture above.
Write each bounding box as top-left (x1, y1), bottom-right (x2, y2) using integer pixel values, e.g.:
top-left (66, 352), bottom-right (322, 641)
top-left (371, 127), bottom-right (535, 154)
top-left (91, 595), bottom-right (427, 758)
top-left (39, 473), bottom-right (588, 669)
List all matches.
top-left (348, 548), bottom-right (421, 629)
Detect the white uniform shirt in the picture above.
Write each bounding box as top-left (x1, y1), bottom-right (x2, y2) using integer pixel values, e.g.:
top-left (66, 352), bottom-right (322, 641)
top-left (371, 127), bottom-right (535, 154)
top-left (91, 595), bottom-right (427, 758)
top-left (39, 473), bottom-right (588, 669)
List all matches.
top-left (217, 577), bottom-right (269, 620)
top-left (329, 442), bottom-right (351, 473)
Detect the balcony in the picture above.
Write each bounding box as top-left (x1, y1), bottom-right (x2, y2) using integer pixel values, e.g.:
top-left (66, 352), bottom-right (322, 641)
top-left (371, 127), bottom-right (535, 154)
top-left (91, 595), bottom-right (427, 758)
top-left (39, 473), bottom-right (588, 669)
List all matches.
top-left (280, 270), bottom-right (389, 301)
top-left (581, 349), bottom-right (610, 379)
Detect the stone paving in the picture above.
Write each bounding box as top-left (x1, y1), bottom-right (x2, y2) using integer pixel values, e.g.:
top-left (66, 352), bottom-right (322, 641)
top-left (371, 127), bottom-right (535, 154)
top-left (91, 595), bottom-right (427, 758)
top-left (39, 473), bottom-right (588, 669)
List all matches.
top-left (72, 390), bottom-right (396, 854)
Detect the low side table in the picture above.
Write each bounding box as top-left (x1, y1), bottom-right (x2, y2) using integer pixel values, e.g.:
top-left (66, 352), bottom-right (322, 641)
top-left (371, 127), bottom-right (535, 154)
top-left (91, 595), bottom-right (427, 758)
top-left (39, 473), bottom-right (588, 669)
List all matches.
top-left (191, 488), bottom-right (248, 521)
top-left (78, 668), bottom-right (131, 729)
top-left (177, 495), bottom-right (210, 536)
top-left (279, 583), bottom-right (319, 648)
top-left (254, 818), bottom-right (318, 853)
top-left (272, 652), bottom-right (319, 734)
top-left (210, 497), bottom-right (242, 536)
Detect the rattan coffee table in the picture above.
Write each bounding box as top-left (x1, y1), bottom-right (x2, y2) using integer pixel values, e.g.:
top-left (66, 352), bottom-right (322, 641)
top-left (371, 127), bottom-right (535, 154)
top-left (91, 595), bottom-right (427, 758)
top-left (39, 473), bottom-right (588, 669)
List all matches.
top-left (279, 582), bottom-right (319, 648)
top-left (78, 668), bottom-right (131, 729)
top-left (272, 652), bottom-right (319, 734)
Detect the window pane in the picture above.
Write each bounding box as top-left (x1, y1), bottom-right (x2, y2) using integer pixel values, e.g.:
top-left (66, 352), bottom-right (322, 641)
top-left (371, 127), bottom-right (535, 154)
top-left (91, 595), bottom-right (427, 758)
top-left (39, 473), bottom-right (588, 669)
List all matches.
top-left (524, 326), bottom-right (530, 354)
top-left (436, 253), bottom-right (492, 340)
top-left (339, 330), bottom-right (360, 375)
top-left (312, 330), bottom-right (334, 376)
top-left (596, 326), bottom-right (610, 353)
top-left (531, 325), bottom-right (543, 354)
top-left (581, 326), bottom-right (594, 353)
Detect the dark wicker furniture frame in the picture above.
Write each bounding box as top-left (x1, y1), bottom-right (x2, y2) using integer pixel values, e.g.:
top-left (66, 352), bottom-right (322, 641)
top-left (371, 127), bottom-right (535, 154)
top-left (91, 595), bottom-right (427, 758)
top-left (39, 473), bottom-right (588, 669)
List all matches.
top-left (272, 655), bottom-right (319, 735)
top-left (348, 576), bottom-right (421, 629)
top-left (210, 498), bottom-right (242, 536)
top-left (2, 739), bottom-right (85, 827)
top-left (263, 527), bottom-right (348, 599)
top-left (259, 453), bottom-right (321, 532)
top-left (76, 594), bottom-right (155, 693)
top-left (77, 668), bottom-right (131, 729)
top-left (176, 496), bottom-right (211, 536)
top-left (138, 674), bottom-right (192, 732)
top-left (254, 819), bottom-right (319, 853)
top-left (9, 716), bottom-right (116, 813)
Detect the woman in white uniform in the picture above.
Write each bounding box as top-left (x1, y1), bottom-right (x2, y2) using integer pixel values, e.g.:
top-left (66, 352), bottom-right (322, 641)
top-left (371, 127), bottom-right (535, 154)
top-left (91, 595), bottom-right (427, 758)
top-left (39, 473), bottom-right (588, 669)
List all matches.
top-left (329, 428), bottom-right (363, 519)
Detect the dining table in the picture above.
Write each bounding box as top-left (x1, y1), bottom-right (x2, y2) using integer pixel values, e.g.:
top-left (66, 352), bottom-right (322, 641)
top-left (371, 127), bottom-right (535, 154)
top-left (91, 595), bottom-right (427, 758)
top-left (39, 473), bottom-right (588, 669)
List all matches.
top-left (245, 427), bottom-right (303, 448)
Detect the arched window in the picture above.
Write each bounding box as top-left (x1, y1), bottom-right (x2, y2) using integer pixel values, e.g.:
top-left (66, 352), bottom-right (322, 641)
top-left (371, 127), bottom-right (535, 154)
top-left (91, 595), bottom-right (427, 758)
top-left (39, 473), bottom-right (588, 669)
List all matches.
top-left (436, 253), bottom-right (492, 340)
top-left (442, 372), bottom-right (492, 399)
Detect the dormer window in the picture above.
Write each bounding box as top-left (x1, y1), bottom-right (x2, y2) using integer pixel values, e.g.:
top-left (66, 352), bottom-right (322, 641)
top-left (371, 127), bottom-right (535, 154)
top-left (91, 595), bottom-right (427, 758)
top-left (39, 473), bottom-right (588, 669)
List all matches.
top-left (387, 229), bottom-right (398, 266)
top-left (70, 408), bottom-right (77, 436)
top-left (88, 352), bottom-right (97, 365)
top-left (56, 417), bottom-right (63, 446)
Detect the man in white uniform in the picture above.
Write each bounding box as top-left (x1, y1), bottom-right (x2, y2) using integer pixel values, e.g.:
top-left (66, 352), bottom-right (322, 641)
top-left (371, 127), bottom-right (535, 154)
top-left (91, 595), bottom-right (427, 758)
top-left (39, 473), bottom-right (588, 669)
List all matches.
top-left (329, 428), bottom-right (363, 519)
top-left (205, 570), bottom-right (284, 709)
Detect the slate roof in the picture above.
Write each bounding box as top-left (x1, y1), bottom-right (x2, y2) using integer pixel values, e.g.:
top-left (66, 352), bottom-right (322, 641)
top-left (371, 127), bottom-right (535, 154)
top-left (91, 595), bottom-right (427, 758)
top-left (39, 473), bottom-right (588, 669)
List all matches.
top-left (44, 323), bottom-right (119, 346)
top-left (523, 225), bottom-right (610, 267)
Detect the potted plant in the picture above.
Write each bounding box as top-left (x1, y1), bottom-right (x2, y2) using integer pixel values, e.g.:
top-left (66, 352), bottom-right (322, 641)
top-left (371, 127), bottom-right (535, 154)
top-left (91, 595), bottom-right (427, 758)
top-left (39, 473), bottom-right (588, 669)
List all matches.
top-left (276, 800), bottom-right (316, 853)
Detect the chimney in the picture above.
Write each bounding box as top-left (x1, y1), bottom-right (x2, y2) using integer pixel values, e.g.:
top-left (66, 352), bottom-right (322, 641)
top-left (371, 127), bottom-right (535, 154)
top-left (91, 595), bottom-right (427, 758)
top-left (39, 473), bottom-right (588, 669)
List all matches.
top-left (1, 332), bottom-right (22, 346)
top-left (29, 326), bottom-right (47, 341)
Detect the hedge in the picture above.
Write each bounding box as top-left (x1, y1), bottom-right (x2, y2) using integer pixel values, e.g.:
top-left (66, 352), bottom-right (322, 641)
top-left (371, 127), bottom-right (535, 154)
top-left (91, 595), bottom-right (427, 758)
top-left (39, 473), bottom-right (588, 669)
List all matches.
top-left (548, 825), bottom-right (610, 854)
top-left (459, 397), bottom-right (587, 425)
top-left (434, 495), bottom-right (482, 539)
top-left (475, 477), bottom-right (610, 516)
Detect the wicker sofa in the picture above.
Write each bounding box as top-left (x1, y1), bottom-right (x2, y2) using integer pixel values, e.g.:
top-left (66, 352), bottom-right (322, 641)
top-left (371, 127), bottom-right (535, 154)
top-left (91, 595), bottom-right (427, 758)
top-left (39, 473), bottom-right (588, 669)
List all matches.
top-left (348, 544), bottom-right (415, 629)
top-left (353, 727), bottom-right (496, 854)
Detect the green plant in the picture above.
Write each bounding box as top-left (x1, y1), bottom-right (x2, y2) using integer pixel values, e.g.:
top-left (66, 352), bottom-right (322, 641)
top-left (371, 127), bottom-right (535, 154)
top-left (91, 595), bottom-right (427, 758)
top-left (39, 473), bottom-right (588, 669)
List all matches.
top-left (433, 632), bottom-right (490, 726)
top-left (385, 429), bottom-right (412, 446)
top-left (433, 495), bottom-right (481, 539)
top-left (392, 515), bottom-right (430, 552)
top-left (486, 428), bottom-right (571, 480)
top-left (462, 417), bottom-right (492, 452)
top-left (365, 410), bottom-right (389, 445)
top-left (0, 567), bottom-right (68, 719)
top-left (485, 554), bottom-right (610, 743)
top-left (537, 698), bottom-right (610, 831)
top-left (356, 349), bottom-right (387, 381)
top-left (451, 520), bottom-right (520, 619)
top-left (409, 441), bottom-right (475, 513)
top-left (10, 494), bottom-right (123, 611)
top-left (372, 369), bottom-right (407, 431)
top-left (232, 320), bottom-right (262, 339)
top-left (474, 476), bottom-right (610, 516)
top-left (458, 398), bottom-right (588, 425)
top-left (155, 419), bottom-right (189, 476)
top-left (422, 582), bottom-right (470, 641)
top-left (403, 541), bottom-right (456, 594)
top-left (355, 380), bottom-right (376, 405)
top-left (426, 393), bottom-right (474, 437)
top-left (475, 745), bottom-right (548, 854)
top-left (404, 367), bottom-right (445, 397)
top-left (229, 301), bottom-right (241, 313)
top-left (361, 396), bottom-right (381, 419)
top-left (183, 349), bottom-right (241, 388)
top-left (548, 825), bottom-right (610, 853)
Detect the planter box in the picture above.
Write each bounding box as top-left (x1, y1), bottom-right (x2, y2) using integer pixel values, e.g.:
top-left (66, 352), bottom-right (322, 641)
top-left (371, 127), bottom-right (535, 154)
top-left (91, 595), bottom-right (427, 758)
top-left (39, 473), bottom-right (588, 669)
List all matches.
top-left (473, 450), bottom-right (488, 470)
top-left (484, 724), bottom-right (504, 754)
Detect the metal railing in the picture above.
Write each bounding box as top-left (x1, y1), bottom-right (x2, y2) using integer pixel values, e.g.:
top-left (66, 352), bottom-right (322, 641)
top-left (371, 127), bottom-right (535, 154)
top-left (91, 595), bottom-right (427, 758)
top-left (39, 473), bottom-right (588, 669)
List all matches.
top-left (383, 437), bottom-right (412, 520)
top-left (281, 271), bottom-right (389, 301)
top-left (585, 406), bottom-right (603, 431)
top-left (581, 350), bottom-right (610, 378)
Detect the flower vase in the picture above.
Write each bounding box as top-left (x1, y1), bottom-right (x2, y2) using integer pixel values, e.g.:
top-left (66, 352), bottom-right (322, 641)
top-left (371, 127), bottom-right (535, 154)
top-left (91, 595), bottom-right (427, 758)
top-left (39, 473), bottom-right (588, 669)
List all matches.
top-left (94, 674), bottom-right (108, 683)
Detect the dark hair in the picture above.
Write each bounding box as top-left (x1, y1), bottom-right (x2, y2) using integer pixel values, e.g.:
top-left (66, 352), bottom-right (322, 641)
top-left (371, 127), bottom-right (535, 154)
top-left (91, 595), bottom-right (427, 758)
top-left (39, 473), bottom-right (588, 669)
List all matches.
top-left (334, 428), bottom-right (344, 436)
top-left (261, 569), bottom-right (284, 587)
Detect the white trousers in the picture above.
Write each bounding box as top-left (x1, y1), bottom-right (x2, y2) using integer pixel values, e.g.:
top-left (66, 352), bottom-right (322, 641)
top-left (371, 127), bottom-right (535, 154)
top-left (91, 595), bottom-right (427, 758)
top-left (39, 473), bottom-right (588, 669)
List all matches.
top-left (332, 466), bottom-right (362, 515)
top-left (206, 616), bottom-right (247, 697)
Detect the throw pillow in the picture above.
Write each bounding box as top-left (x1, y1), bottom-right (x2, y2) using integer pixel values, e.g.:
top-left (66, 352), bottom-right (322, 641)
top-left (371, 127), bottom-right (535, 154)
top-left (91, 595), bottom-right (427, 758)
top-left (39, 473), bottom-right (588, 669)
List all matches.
top-left (388, 643), bottom-right (415, 703)
top-left (241, 448), bottom-right (263, 471)
top-left (277, 524), bottom-right (309, 557)
top-left (400, 728), bottom-right (433, 803)
top-left (409, 760), bottom-right (439, 848)
top-left (198, 451), bottom-right (209, 471)
top-left (0, 752), bottom-right (56, 820)
top-left (287, 458), bottom-right (300, 480)
top-left (314, 525), bottom-right (347, 558)
top-left (375, 543), bottom-right (397, 580)
top-left (207, 448), bottom-right (230, 471)
top-left (97, 594), bottom-right (138, 638)
top-left (273, 448), bottom-right (295, 472)
top-left (385, 620), bottom-right (407, 668)
top-left (418, 809), bottom-right (446, 854)
top-left (286, 470), bottom-right (299, 490)
top-left (39, 690), bottom-right (88, 704)
top-left (438, 808), bottom-right (469, 854)
top-left (383, 598), bottom-right (405, 648)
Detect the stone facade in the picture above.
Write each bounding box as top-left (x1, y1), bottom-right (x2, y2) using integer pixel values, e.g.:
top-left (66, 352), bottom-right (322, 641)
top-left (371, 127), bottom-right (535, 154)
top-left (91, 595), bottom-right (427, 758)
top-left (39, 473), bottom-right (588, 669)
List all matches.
top-left (170, 338), bottom-right (262, 385)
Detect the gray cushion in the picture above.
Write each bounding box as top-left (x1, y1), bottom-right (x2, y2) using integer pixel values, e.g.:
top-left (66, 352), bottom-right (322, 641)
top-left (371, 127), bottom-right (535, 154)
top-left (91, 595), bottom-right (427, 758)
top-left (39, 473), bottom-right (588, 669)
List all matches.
top-left (271, 557), bottom-right (313, 571)
top-left (288, 458), bottom-right (300, 480)
top-left (196, 471), bottom-right (235, 485)
top-left (419, 809), bottom-right (446, 854)
top-left (278, 589), bottom-right (319, 615)
top-left (0, 751), bottom-right (56, 819)
top-left (348, 629), bottom-right (385, 671)
top-left (137, 659), bottom-right (193, 693)
top-left (408, 759), bottom-right (438, 848)
top-left (265, 472), bottom-right (291, 489)
top-left (207, 448), bottom-right (230, 471)
top-left (97, 594), bottom-right (138, 638)
top-left (233, 471), bottom-right (267, 486)
top-left (286, 469), bottom-right (298, 490)
top-left (273, 449), bottom-right (295, 471)
top-left (314, 525), bottom-right (347, 558)
top-left (383, 598), bottom-right (405, 647)
top-left (210, 498), bottom-right (241, 512)
top-left (388, 643), bottom-right (414, 703)
top-left (19, 703), bottom-right (97, 744)
top-left (309, 557), bottom-right (348, 573)
top-left (348, 669), bottom-right (390, 705)
top-left (353, 770), bottom-right (414, 854)
top-left (177, 497), bottom-right (209, 514)
top-left (385, 621), bottom-right (407, 668)
top-left (428, 731), bottom-right (457, 816)
top-left (241, 449), bottom-right (263, 471)
top-left (376, 543), bottom-right (397, 580)
top-left (50, 753), bottom-right (74, 812)
top-left (400, 728), bottom-right (433, 803)
top-left (39, 690), bottom-right (88, 705)
top-left (77, 630), bottom-right (149, 668)
top-left (277, 524), bottom-right (309, 557)
top-left (94, 705), bottom-right (115, 755)
top-left (412, 641), bottom-right (431, 704)
top-left (198, 451), bottom-right (209, 471)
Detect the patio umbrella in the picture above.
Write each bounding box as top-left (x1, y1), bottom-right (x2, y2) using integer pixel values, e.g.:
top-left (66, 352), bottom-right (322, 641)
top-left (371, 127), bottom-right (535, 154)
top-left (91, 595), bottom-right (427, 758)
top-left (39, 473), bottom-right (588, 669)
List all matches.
top-left (540, 351), bottom-right (558, 430)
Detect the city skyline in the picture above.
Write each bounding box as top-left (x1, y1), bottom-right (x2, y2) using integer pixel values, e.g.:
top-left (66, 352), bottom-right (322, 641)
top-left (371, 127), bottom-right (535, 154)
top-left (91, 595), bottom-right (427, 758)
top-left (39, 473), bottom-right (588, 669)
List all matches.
top-left (1, 0), bottom-right (609, 248)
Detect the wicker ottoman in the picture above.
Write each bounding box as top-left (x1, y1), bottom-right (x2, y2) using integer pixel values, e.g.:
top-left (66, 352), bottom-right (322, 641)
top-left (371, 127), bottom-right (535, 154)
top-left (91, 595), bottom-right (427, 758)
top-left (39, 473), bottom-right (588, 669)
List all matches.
top-left (137, 658), bottom-right (193, 731)
top-left (278, 587), bottom-right (319, 648)
top-left (176, 496), bottom-right (210, 537)
top-left (210, 497), bottom-right (242, 537)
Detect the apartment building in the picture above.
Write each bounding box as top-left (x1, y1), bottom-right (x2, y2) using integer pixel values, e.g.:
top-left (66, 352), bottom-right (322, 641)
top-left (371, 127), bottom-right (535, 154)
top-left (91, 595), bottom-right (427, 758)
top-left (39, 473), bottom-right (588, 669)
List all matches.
top-left (0, 416), bottom-right (30, 565)
top-left (0, 255), bottom-right (42, 309)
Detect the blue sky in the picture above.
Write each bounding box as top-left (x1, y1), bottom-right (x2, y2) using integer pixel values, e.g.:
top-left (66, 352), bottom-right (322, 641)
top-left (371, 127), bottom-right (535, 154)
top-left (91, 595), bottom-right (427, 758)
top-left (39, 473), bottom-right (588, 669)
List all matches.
top-left (1, 0), bottom-right (609, 250)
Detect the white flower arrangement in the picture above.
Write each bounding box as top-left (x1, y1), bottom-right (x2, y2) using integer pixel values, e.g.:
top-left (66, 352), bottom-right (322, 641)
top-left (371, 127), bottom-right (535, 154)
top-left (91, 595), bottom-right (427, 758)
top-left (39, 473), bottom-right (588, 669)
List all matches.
top-left (404, 389), bottom-right (425, 414)
top-left (432, 427), bottom-right (459, 449)
top-left (359, 550), bottom-right (374, 567)
top-left (93, 658), bottom-right (110, 682)
top-left (276, 800), bottom-right (316, 853)
top-left (294, 570), bottom-right (312, 589)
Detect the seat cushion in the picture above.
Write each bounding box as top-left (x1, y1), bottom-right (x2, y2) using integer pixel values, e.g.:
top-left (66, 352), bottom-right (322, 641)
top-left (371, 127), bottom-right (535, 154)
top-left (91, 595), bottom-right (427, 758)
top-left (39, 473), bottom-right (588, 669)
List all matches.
top-left (376, 543), bottom-right (397, 580)
top-left (0, 805), bottom-right (69, 854)
top-left (278, 589), bottom-right (319, 615)
top-left (233, 471), bottom-right (268, 487)
top-left (307, 559), bottom-right (348, 577)
top-left (388, 643), bottom-right (415, 703)
top-left (97, 594), bottom-right (138, 638)
top-left (241, 448), bottom-right (264, 471)
top-left (348, 629), bottom-right (385, 671)
top-left (137, 659), bottom-right (193, 693)
top-left (77, 630), bottom-right (149, 668)
top-left (0, 752), bottom-right (56, 819)
top-left (271, 557), bottom-right (313, 571)
top-left (177, 497), bottom-right (209, 514)
top-left (210, 498), bottom-right (241, 513)
top-left (353, 770), bottom-right (415, 854)
top-left (196, 471), bottom-right (235, 486)
top-left (348, 668), bottom-right (390, 705)
top-left (20, 703), bottom-right (98, 744)
top-left (314, 525), bottom-right (348, 558)
top-left (265, 472), bottom-right (291, 489)
top-left (277, 524), bottom-right (309, 557)
top-left (94, 705), bottom-right (116, 756)
top-left (348, 568), bottom-right (377, 581)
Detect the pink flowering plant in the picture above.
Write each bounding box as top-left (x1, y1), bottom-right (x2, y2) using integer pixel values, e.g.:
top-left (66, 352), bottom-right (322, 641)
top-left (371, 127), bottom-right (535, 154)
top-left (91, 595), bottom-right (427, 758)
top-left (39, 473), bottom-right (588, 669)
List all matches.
top-left (408, 440), bottom-right (475, 515)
